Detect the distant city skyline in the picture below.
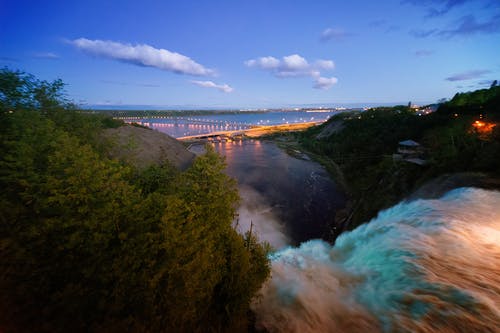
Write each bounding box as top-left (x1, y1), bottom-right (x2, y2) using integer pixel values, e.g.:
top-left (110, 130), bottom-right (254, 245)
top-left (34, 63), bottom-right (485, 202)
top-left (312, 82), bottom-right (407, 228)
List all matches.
top-left (1, 0), bottom-right (499, 108)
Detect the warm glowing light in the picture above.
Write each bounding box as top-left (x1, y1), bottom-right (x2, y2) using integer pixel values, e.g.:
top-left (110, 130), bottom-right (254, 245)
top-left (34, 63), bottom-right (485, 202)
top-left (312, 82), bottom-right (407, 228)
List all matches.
top-left (471, 120), bottom-right (496, 139)
top-left (472, 120), bottom-right (495, 130)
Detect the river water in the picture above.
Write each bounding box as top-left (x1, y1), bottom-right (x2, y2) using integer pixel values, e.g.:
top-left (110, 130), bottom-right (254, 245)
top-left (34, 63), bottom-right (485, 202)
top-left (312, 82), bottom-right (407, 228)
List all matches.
top-left (189, 138), bottom-right (500, 333)
top-left (254, 187), bottom-right (500, 332)
top-left (126, 110), bottom-right (338, 138)
top-left (190, 140), bottom-right (345, 248)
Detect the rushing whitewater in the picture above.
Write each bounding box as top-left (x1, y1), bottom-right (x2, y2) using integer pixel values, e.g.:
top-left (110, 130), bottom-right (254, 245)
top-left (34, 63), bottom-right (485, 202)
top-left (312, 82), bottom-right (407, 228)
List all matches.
top-left (253, 188), bottom-right (500, 332)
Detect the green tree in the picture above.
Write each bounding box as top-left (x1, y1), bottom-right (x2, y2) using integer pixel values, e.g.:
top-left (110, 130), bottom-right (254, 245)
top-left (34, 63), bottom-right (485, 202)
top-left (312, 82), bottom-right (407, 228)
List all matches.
top-left (0, 68), bottom-right (66, 113)
top-left (0, 68), bottom-right (36, 111)
top-left (1, 73), bottom-right (270, 332)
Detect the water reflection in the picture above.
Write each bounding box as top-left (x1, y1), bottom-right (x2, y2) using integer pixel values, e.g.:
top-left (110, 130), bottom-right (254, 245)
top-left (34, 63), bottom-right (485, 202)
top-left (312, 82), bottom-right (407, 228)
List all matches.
top-left (194, 140), bottom-right (345, 246)
top-left (123, 110), bottom-right (338, 138)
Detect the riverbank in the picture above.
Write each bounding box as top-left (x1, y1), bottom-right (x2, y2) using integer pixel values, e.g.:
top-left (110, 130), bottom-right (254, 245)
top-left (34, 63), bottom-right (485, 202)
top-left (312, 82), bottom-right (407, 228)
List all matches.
top-left (267, 131), bottom-right (500, 242)
top-left (181, 113), bottom-right (500, 243)
top-left (288, 95), bottom-right (500, 232)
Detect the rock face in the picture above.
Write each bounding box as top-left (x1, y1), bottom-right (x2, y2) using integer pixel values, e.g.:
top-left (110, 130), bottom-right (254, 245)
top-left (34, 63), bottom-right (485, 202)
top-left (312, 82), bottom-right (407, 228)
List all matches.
top-left (102, 125), bottom-right (195, 170)
top-left (409, 172), bottom-right (500, 200)
top-left (315, 120), bottom-right (344, 139)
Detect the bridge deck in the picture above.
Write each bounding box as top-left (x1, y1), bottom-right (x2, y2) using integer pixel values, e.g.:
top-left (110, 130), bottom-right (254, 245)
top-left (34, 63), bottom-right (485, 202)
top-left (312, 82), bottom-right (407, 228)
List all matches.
top-left (177, 121), bottom-right (321, 141)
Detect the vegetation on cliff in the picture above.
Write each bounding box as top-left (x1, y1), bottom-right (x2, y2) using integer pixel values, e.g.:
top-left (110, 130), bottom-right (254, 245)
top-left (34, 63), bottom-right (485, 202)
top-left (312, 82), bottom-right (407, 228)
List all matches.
top-left (298, 84), bottom-right (500, 230)
top-left (0, 68), bottom-right (270, 332)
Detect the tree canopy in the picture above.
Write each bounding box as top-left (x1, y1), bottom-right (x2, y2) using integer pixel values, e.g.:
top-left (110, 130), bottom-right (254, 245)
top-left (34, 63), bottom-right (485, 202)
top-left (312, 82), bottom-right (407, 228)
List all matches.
top-left (0, 68), bottom-right (270, 332)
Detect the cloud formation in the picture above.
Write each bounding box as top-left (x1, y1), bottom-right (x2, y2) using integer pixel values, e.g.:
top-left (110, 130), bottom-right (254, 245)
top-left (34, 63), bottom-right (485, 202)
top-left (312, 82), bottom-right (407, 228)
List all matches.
top-left (445, 69), bottom-right (491, 81)
top-left (33, 52), bottom-right (59, 59)
top-left (440, 14), bottom-right (500, 37)
top-left (191, 80), bottom-right (233, 93)
top-left (313, 77), bottom-right (339, 90)
top-left (403, 0), bottom-right (471, 17)
top-left (320, 28), bottom-right (352, 41)
top-left (410, 29), bottom-right (438, 38)
top-left (477, 79), bottom-right (497, 86)
top-left (245, 54), bottom-right (338, 90)
top-left (70, 38), bottom-right (214, 76)
top-left (411, 14), bottom-right (500, 38)
top-left (406, 0), bottom-right (500, 38)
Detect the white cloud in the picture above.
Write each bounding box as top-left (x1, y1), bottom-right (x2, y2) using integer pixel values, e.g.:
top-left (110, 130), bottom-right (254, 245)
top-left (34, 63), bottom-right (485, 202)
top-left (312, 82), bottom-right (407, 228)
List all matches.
top-left (282, 54), bottom-right (309, 70)
top-left (245, 54), bottom-right (338, 89)
top-left (70, 38), bottom-right (214, 76)
top-left (244, 56), bottom-right (280, 69)
top-left (315, 59), bottom-right (335, 70)
top-left (191, 80), bottom-right (233, 93)
top-left (314, 77), bottom-right (338, 90)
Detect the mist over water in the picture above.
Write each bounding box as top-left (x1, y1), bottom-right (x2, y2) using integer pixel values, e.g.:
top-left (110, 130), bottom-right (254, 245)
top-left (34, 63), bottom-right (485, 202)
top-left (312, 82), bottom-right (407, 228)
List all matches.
top-left (234, 185), bottom-right (289, 249)
top-left (211, 140), bottom-right (344, 245)
top-left (253, 188), bottom-right (500, 332)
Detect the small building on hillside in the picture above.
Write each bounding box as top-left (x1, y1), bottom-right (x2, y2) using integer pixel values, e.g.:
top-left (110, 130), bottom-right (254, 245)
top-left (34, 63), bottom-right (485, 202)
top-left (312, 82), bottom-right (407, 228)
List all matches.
top-left (393, 140), bottom-right (427, 165)
top-left (415, 104), bottom-right (438, 116)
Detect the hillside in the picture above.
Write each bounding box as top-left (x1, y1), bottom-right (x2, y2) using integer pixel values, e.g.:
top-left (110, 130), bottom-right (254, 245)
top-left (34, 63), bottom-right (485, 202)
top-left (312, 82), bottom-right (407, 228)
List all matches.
top-left (102, 124), bottom-right (195, 170)
top-left (296, 85), bottom-right (500, 231)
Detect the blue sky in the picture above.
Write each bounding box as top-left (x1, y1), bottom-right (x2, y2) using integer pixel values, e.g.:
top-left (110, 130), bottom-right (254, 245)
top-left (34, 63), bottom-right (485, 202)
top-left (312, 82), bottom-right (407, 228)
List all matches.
top-left (1, 0), bottom-right (499, 109)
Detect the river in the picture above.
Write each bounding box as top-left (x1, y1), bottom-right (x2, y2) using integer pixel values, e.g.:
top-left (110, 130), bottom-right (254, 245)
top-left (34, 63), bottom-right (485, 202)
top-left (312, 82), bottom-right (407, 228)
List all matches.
top-left (125, 110), bottom-right (339, 138)
top-left (190, 139), bottom-right (345, 248)
top-left (186, 131), bottom-right (500, 333)
top-left (189, 141), bottom-right (500, 333)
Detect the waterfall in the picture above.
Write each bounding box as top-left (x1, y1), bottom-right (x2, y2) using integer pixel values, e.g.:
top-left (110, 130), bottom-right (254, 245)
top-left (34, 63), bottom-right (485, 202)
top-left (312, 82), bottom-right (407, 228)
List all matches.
top-left (252, 187), bottom-right (500, 332)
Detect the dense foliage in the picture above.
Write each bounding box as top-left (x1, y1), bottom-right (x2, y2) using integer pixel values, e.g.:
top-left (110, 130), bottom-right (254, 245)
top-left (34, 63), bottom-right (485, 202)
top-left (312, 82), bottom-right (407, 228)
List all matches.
top-left (298, 85), bottom-right (500, 229)
top-left (0, 68), bottom-right (270, 332)
top-left (440, 85), bottom-right (500, 117)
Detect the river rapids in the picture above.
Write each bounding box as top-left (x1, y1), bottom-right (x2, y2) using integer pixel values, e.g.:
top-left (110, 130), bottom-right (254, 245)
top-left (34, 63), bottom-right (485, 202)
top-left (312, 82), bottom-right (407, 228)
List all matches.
top-left (252, 187), bottom-right (500, 332)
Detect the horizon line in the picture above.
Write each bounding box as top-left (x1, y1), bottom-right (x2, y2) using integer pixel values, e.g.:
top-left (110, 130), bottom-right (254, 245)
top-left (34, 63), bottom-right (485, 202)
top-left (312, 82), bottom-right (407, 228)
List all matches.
top-left (83, 100), bottom-right (435, 111)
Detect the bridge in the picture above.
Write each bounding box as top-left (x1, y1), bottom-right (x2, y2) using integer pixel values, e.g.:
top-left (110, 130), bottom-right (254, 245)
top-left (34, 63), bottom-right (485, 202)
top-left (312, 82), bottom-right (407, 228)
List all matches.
top-left (122, 116), bottom-right (250, 128)
top-left (177, 121), bottom-right (322, 141)
top-left (177, 130), bottom-right (247, 141)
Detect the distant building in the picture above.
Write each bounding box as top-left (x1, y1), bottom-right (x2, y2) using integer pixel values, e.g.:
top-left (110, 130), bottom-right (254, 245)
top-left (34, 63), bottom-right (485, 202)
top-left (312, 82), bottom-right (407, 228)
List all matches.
top-left (415, 104), bottom-right (438, 116)
top-left (393, 140), bottom-right (427, 165)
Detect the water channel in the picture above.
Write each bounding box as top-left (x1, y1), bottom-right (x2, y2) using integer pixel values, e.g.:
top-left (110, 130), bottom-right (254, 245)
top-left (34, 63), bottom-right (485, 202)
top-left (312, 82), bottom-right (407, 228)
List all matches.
top-left (190, 140), bottom-right (345, 248)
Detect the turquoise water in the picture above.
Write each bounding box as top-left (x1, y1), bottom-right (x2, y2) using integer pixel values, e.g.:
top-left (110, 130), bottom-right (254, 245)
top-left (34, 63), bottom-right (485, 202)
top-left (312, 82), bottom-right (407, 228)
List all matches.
top-left (124, 110), bottom-right (338, 137)
top-left (254, 188), bottom-right (500, 332)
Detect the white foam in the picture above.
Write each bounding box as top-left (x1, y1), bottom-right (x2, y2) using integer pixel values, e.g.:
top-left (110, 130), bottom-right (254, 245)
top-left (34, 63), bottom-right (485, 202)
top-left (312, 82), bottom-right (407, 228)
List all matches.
top-left (253, 188), bottom-right (500, 332)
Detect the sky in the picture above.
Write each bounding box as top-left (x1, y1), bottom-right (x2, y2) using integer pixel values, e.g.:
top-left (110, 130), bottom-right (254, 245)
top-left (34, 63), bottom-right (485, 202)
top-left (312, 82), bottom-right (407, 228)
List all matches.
top-left (1, 0), bottom-right (499, 109)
